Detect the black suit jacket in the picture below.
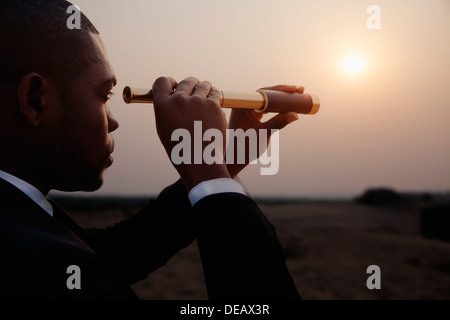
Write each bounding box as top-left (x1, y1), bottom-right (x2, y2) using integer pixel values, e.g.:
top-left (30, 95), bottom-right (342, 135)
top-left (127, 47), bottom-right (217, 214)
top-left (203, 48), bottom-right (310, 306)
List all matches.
top-left (0, 178), bottom-right (300, 300)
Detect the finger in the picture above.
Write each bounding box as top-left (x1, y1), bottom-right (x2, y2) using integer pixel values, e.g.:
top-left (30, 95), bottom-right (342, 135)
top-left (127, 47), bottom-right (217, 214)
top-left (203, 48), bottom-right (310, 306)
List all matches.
top-left (261, 112), bottom-right (299, 131)
top-left (295, 86), bottom-right (305, 93)
top-left (192, 80), bottom-right (212, 98)
top-left (152, 76), bottom-right (177, 100)
top-left (207, 86), bottom-right (222, 104)
top-left (173, 77), bottom-right (199, 96)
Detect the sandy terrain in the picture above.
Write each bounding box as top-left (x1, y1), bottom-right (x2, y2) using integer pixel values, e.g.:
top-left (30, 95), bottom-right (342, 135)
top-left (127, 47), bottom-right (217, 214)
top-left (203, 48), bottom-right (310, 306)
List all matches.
top-left (67, 201), bottom-right (450, 300)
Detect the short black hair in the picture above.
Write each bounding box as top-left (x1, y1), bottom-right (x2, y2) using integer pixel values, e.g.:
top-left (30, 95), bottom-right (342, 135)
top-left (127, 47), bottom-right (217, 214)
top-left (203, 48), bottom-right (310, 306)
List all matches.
top-left (0, 0), bottom-right (100, 89)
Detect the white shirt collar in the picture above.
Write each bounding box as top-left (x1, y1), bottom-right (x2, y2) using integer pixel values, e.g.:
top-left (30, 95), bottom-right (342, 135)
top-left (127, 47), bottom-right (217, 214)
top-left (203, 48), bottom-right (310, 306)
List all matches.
top-left (0, 170), bottom-right (54, 216)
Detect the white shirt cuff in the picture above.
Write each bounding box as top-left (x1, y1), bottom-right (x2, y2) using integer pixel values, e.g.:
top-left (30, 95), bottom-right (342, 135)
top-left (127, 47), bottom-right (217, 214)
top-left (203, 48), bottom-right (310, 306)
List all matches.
top-left (188, 178), bottom-right (247, 206)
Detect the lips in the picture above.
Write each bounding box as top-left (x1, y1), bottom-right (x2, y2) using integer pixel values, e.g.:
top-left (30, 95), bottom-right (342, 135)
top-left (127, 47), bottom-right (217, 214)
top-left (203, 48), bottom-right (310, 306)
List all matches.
top-left (105, 154), bottom-right (114, 168)
top-left (106, 148), bottom-right (114, 167)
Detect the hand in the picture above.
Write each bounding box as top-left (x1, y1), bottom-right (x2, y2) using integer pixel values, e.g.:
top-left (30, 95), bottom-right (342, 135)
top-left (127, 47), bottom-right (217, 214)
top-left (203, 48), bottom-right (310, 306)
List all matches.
top-left (152, 77), bottom-right (230, 191)
top-left (226, 85), bottom-right (301, 178)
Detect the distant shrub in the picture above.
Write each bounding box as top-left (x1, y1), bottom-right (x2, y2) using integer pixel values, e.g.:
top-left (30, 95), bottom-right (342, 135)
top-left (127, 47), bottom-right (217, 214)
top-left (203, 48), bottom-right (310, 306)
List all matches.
top-left (355, 188), bottom-right (407, 206)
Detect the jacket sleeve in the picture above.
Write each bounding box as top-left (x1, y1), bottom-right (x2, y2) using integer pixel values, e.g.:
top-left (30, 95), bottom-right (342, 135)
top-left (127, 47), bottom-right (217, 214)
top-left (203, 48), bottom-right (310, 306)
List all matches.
top-left (194, 192), bottom-right (301, 300)
top-left (83, 179), bottom-right (196, 285)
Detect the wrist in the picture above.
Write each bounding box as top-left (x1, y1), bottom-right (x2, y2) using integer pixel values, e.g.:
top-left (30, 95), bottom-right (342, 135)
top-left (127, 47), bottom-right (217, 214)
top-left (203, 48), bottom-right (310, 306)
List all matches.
top-left (226, 163), bottom-right (246, 179)
top-left (178, 164), bottom-right (231, 192)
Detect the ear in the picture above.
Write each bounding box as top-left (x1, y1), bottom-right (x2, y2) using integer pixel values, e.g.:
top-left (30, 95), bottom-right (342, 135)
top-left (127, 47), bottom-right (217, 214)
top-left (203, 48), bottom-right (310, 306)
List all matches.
top-left (17, 72), bottom-right (47, 127)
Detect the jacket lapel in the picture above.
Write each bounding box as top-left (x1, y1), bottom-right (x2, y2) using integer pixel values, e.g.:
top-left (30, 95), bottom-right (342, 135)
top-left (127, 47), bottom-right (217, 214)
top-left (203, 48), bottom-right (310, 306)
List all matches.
top-left (0, 178), bottom-right (95, 253)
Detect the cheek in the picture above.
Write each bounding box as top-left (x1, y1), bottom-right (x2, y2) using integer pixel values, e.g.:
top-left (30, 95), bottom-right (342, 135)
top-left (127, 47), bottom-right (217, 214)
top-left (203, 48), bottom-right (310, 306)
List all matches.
top-left (81, 113), bottom-right (109, 150)
top-left (62, 109), bottom-right (110, 161)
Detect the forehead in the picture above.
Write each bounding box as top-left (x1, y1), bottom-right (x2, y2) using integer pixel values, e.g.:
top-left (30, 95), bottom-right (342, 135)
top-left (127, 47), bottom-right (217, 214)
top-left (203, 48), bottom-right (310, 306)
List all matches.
top-left (79, 33), bottom-right (116, 87)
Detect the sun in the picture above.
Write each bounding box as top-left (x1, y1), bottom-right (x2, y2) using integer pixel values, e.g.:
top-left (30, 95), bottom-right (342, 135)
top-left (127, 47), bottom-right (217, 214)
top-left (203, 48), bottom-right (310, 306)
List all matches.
top-left (346, 56), bottom-right (364, 74)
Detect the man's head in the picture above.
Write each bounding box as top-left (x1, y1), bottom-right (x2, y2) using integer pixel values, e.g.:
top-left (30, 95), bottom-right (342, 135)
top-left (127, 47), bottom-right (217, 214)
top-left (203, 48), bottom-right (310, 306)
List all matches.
top-left (0, 0), bottom-right (119, 193)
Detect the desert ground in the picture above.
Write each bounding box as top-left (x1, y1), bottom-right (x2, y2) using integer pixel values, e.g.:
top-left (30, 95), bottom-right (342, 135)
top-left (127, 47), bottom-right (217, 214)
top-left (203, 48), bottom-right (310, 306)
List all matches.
top-left (66, 199), bottom-right (450, 300)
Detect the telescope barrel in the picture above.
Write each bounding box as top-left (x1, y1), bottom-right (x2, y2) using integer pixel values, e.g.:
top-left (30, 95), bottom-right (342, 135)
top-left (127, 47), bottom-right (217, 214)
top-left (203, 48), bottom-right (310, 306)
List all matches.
top-left (123, 86), bottom-right (320, 114)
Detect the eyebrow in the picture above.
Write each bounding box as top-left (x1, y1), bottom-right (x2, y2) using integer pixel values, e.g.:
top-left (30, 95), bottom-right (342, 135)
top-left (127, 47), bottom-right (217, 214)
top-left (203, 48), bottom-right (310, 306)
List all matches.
top-left (102, 76), bottom-right (117, 88)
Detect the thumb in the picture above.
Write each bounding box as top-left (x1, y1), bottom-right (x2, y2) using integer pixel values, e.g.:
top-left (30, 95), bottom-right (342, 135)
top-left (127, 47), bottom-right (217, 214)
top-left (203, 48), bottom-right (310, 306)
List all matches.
top-left (261, 112), bottom-right (299, 131)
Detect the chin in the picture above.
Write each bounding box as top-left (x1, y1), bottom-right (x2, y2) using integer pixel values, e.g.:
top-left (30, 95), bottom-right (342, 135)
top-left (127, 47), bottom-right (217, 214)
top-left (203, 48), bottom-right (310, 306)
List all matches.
top-left (54, 172), bottom-right (104, 192)
top-left (81, 179), bottom-right (104, 192)
top-left (55, 180), bottom-right (103, 193)
top-left (81, 172), bottom-right (105, 192)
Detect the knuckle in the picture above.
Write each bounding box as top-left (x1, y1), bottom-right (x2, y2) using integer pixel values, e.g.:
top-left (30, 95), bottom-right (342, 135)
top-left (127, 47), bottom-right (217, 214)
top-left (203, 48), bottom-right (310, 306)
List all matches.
top-left (172, 93), bottom-right (188, 105)
top-left (153, 76), bottom-right (167, 85)
top-left (196, 82), bottom-right (210, 90)
top-left (209, 88), bottom-right (221, 98)
top-left (189, 95), bottom-right (205, 106)
top-left (185, 76), bottom-right (199, 84)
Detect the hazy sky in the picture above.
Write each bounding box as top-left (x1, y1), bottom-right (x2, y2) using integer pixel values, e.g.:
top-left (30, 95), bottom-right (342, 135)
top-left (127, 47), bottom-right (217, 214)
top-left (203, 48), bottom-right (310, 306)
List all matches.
top-left (53, 0), bottom-right (450, 198)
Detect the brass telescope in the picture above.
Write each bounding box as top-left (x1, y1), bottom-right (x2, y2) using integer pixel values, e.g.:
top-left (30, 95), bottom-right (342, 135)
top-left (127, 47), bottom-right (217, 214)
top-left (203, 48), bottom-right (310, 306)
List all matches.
top-left (123, 86), bottom-right (320, 114)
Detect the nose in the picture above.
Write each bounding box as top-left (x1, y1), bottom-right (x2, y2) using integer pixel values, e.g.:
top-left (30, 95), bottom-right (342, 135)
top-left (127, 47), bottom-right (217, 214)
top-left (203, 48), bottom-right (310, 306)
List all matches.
top-left (107, 107), bottom-right (119, 133)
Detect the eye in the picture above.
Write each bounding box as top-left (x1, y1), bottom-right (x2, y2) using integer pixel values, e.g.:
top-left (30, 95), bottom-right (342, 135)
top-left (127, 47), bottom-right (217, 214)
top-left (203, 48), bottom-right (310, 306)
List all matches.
top-left (104, 91), bottom-right (114, 103)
